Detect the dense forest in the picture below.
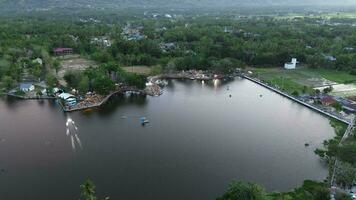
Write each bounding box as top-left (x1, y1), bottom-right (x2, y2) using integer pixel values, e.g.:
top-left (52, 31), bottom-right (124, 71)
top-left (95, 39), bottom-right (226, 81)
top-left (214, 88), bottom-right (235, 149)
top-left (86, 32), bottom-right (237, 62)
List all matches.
top-left (1, 10), bottom-right (356, 92)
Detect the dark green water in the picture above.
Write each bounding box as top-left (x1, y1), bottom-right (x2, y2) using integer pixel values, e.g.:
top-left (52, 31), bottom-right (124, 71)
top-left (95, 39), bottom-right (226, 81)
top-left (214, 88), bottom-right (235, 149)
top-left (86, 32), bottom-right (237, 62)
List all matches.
top-left (0, 78), bottom-right (335, 200)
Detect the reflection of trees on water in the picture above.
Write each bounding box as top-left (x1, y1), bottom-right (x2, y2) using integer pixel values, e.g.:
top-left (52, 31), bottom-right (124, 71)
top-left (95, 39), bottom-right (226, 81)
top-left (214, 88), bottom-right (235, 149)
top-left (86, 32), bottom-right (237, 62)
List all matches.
top-left (2, 96), bottom-right (20, 109)
top-left (95, 94), bottom-right (148, 116)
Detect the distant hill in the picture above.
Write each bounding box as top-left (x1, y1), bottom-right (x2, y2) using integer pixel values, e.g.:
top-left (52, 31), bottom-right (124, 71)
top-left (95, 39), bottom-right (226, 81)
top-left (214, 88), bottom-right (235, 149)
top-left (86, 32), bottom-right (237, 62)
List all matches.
top-left (1, 0), bottom-right (356, 11)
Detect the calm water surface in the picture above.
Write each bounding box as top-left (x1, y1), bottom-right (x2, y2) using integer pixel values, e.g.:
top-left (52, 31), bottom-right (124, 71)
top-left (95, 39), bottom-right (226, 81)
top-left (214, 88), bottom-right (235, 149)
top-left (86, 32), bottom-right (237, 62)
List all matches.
top-left (0, 78), bottom-right (335, 200)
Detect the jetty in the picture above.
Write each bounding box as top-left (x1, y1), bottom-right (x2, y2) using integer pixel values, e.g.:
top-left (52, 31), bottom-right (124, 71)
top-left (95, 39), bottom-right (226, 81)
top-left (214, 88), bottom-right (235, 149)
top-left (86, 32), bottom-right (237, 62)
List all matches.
top-left (242, 74), bottom-right (351, 125)
top-left (60, 86), bottom-right (146, 112)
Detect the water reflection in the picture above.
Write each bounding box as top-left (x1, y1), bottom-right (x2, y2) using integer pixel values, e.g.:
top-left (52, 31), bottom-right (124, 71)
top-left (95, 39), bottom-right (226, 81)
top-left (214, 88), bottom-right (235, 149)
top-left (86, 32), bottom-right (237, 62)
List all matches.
top-left (213, 79), bottom-right (220, 90)
top-left (65, 117), bottom-right (82, 150)
top-left (97, 94), bottom-right (148, 116)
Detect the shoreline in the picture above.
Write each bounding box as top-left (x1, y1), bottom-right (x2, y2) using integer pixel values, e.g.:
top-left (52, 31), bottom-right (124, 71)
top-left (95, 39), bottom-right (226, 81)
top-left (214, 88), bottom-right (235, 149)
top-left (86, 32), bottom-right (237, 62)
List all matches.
top-left (60, 86), bottom-right (146, 112)
top-left (242, 74), bottom-right (351, 125)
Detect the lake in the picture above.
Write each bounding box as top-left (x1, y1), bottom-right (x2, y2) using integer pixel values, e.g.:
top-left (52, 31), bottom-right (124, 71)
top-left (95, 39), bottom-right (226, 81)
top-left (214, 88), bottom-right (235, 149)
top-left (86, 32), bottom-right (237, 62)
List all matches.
top-left (0, 78), bottom-right (335, 200)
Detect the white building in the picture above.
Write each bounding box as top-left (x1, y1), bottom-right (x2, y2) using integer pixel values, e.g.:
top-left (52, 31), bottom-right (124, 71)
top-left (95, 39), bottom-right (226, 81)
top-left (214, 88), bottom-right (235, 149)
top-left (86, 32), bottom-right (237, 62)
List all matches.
top-left (284, 58), bottom-right (298, 69)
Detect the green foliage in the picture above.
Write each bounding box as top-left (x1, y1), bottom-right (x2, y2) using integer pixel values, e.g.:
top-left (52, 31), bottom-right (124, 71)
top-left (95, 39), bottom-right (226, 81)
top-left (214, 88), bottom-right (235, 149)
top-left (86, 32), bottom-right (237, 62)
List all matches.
top-left (1, 75), bottom-right (15, 90)
top-left (332, 102), bottom-right (343, 111)
top-left (45, 74), bottom-right (58, 88)
top-left (150, 65), bottom-right (163, 75)
top-left (217, 181), bottom-right (267, 200)
top-left (218, 180), bottom-right (329, 200)
top-left (64, 70), bottom-right (84, 89)
top-left (323, 86), bottom-right (333, 94)
top-left (124, 73), bottom-right (146, 89)
top-left (336, 141), bottom-right (356, 165)
top-left (52, 59), bottom-right (61, 73)
top-left (92, 75), bottom-right (115, 95)
top-left (335, 162), bottom-right (356, 188)
top-left (80, 180), bottom-right (109, 200)
top-left (78, 76), bottom-right (90, 95)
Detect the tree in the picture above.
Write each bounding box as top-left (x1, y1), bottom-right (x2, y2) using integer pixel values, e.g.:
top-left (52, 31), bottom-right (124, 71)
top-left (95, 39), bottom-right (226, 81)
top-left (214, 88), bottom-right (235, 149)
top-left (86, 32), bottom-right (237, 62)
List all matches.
top-left (52, 59), bottom-right (61, 74)
top-left (336, 162), bottom-right (356, 189)
top-left (78, 76), bottom-right (89, 94)
top-left (80, 180), bottom-right (109, 200)
top-left (2, 75), bottom-right (15, 90)
top-left (216, 181), bottom-right (266, 200)
top-left (64, 70), bottom-right (83, 89)
top-left (92, 75), bottom-right (115, 95)
top-left (337, 141), bottom-right (356, 165)
top-left (45, 74), bottom-right (58, 88)
top-left (125, 73), bottom-right (146, 89)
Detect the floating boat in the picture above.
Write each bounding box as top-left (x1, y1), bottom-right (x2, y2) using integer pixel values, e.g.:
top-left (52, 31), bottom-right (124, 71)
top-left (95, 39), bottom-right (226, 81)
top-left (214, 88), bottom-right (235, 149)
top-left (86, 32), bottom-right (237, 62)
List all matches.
top-left (140, 117), bottom-right (149, 125)
top-left (155, 80), bottom-right (168, 86)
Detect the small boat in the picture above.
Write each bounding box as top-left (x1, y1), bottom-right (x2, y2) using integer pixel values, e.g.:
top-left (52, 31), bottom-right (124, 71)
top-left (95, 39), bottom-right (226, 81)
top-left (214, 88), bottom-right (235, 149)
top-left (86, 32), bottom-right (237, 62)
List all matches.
top-left (140, 117), bottom-right (149, 125)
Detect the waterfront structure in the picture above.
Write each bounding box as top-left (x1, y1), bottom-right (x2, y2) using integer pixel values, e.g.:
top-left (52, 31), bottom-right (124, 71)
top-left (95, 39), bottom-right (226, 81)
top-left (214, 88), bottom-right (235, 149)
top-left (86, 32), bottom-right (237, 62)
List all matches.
top-left (58, 93), bottom-right (77, 106)
top-left (284, 58), bottom-right (298, 69)
top-left (19, 83), bottom-right (35, 92)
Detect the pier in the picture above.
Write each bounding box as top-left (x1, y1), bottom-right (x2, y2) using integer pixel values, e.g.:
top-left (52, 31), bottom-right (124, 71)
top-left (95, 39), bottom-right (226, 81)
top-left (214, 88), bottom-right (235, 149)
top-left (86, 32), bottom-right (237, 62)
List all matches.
top-left (60, 86), bottom-right (146, 112)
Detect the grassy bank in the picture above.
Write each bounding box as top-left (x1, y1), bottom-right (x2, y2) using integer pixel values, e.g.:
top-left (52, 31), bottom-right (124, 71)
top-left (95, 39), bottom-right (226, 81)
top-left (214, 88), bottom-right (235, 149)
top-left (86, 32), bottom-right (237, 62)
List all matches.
top-left (250, 68), bottom-right (314, 95)
top-left (250, 67), bottom-right (356, 96)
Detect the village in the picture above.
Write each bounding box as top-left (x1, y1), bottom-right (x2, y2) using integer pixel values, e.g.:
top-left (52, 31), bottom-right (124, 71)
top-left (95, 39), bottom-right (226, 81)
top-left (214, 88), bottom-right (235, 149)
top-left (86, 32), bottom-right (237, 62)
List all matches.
top-left (5, 45), bottom-right (233, 112)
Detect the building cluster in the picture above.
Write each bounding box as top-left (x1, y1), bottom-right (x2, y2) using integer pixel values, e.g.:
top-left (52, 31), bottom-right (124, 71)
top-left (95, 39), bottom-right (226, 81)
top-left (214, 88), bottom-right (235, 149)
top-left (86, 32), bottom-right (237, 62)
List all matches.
top-left (159, 42), bottom-right (176, 53)
top-left (299, 93), bottom-right (356, 114)
top-left (122, 25), bottom-right (146, 41)
top-left (91, 36), bottom-right (112, 47)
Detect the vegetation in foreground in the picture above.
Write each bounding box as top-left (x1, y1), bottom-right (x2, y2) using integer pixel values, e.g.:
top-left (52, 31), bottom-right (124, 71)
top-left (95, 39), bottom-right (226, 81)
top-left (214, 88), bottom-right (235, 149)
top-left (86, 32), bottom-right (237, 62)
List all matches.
top-left (217, 180), bottom-right (334, 200)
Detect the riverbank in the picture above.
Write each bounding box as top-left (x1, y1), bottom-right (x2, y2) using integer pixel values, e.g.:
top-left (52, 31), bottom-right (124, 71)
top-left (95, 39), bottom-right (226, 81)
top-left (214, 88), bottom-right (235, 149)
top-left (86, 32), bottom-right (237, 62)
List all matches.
top-left (243, 73), bottom-right (356, 198)
top-left (0, 78), bottom-right (336, 200)
top-left (6, 93), bottom-right (57, 100)
top-left (149, 70), bottom-right (227, 82)
top-left (242, 74), bottom-right (351, 125)
top-left (59, 86), bottom-right (146, 112)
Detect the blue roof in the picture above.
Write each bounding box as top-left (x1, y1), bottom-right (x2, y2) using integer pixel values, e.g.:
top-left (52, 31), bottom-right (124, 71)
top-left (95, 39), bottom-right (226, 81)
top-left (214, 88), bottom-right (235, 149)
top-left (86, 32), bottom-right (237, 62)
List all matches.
top-left (19, 83), bottom-right (34, 90)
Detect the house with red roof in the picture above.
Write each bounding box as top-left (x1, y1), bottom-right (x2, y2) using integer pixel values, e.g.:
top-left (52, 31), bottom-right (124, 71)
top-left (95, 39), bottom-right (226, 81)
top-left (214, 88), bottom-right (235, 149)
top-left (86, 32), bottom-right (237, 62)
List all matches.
top-left (53, 48), bottom-right (73, 56)
top-left (320, 95), bottom-right (336, 106)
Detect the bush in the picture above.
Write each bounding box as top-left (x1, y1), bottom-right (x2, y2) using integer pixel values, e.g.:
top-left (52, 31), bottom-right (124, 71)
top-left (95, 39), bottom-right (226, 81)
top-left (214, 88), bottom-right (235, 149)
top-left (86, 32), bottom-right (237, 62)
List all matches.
top-left (64, 70), bottom-right (83, 89)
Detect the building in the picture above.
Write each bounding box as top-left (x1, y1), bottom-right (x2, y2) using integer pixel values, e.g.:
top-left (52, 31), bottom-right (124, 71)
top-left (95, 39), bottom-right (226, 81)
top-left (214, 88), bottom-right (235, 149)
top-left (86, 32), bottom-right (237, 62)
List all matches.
top-left (322, 53), bottom-right (337, 61)
top-left (53, 48), bottom-right (73, 56)
top-left (58, 93), bottom-right (77, 106)
top-left (159, 42), bottom-right (176, 52)
top-left (320, 95), bottom-right (336, 106)
top-left (342, 103), bottom-right (356, 113)
top-left (284, 58), bottom-right (298, 69)
top-left (33, 58), bottom-right (43, 66)
top-left (19, 83), bottom-right (35, 92)
top-left (91, 37), bottom-right (112, 47)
